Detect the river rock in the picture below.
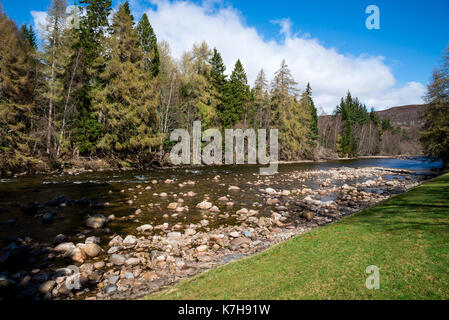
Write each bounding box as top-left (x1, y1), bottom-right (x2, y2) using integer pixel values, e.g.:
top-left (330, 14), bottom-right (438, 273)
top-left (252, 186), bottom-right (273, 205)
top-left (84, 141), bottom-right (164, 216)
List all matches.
top-left (196, 245), bottom-right (208, 252)
top-left (46, 195), bottom-right (67, 207)
top-left (104, 284), bottom-right (117, 294)
top-left (184, 228), bottom-right (196, 236)
top-left (230, 237), bottom-right (251, 247)
top-left (54, 234), bottom-right (67, 245)
top-left (85, 236), bottom-right (101, 244)
top-left (265, 188), bottom-right (276, 194)
top-left (125, 257), bottom-right (140, 266)
top-left (303, 212), bottom-right (315, 221)
top-left (167, 202), bottom-right (178, 210)
top-left (167, 232), bottom-right (182, 239)
top-left (236, 208), bottom-right (248, 215)
top-left (136, 224), bottom-right (153, 232)
top-left (123, 235), bottom-right (138, 246)
top-left (141, 271), bottom-right (158, 281)
top-left (86, 214), bottom-right (107, 229)
top-left (42, 212), bottom-right (54, 223)
top-left (196, 201), bottom-right (213, 210)
top-left (82, 243), bottom-right (102, 258)
top-left (108, 275), bottom-right (120, 285)
top-left (108, 235), bottom-right (123, 247)
top-left (54, 242), bottom-right (75, 254)
top-left (228, 186), bottom-right (240, 191)
top-left (110, 254), bottom-right (126, 266)
top-left (209, 206), bottom-right (220, 213)
top-left (71, 247), bottom-right (86, 263)
top-left (38, 280), bottom-right (56, 295)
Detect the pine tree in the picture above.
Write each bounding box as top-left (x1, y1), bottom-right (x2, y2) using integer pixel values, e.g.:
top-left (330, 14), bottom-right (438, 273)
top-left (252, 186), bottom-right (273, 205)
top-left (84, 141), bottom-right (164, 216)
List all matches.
top-left (73, 0), bottom-right (112, 154)
top-left (209, 48), bottom-right (227, 126)
top-left (40, 0), bottom-right (73, 155)
top-left (0, 11), bottom-right (37, 155)
top-left (301, 83), bottom-right (318, 146)
top-left (91, 3), bottom-right (160, 157)
top-left (122, 0), bottom-right (134, 21)
top-left (252, 69), bottom-right (269, 128)
top-left (21, 24), bottom-right (37, 50)
top-left (420, 46), bottom-right (449, 167)
top-left (137, 13), bottom-right (160, 77)
top-left (335, 91), bottom-right (369, 157)
top-left (270, 60), bottom-right (311, 159)
top-left (210, 48), bottom-right (227, 91)
top-left (179, 42), bottom-right (219, 131)
top-left (220, 59), bottom-right (250, 127)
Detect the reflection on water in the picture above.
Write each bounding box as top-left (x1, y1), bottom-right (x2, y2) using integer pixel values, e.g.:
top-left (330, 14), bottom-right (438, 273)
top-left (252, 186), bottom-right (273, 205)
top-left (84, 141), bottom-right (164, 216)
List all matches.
top-left (0, 157), bottom-right (442, 245)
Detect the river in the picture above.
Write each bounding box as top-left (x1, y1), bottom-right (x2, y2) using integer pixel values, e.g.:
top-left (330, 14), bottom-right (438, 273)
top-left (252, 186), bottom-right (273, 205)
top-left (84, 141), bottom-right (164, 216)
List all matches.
top-left (0, 156), bottom-right (443, 300)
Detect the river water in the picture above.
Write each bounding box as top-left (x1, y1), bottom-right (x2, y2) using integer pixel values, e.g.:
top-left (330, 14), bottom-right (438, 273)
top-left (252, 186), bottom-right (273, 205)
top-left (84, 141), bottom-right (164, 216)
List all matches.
top-left (0, 157), bottom-right (442, 247)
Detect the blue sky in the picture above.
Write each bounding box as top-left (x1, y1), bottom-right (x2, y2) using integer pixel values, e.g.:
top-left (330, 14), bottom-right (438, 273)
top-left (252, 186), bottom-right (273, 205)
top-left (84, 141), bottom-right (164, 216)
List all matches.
top-left (2, 0), bottom-right (448, 112)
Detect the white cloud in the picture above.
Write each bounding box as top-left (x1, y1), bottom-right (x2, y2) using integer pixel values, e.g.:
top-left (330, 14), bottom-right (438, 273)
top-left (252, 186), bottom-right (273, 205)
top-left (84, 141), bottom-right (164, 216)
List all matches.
top-left (141, 0), bottom-right (425, 112)
top-left (30, 10), bottom-right (47, 41)
top-left (31, 0), bottom-right (426, 112)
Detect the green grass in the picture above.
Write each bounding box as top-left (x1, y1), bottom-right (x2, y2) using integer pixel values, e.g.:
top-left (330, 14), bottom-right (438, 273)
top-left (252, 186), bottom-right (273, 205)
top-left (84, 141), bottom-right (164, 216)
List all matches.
top-left (146, 173), bottom-right (449, 300)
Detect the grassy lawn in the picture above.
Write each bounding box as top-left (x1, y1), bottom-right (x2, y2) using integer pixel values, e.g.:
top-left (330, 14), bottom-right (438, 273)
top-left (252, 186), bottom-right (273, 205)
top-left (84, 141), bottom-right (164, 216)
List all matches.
top-left (146, 173), bottom-right (449, 300)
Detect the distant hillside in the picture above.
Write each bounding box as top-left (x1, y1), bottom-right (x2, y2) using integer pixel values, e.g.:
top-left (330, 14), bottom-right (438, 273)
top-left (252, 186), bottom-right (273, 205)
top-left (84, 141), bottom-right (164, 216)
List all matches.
top-left (376, 104), bottom-right (426, 128)
top-left (318, 104), bottom-right (427, 157)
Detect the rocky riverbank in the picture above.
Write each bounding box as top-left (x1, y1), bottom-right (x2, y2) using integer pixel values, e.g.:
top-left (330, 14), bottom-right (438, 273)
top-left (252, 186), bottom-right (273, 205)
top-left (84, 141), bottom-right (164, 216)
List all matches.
top-left (0, 166), bottom-right (433, 300)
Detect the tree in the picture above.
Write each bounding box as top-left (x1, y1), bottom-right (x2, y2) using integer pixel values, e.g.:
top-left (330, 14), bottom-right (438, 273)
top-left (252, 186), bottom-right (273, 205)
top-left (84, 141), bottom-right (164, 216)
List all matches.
top-left (21, 24), bottom-right (37, 50)
top-left (74, 0), bottom-right (112, 154)
top-left (179, 41), bottom-right (219, 131)
top-left (136, 13), bottom-right (160, 77)
top-left (40, 0), bottom-right (73, 155)
top-left (209, 48), bottom-right (227, 93)
top-left (158, 40), bottom-right (181, 134)
top-left (420, 45), bottom-right (449, 167)
top-left (0, 11), bottom-right (37, 156)
top-left (270, 60), bottom-right (311, 159)
top-left (334, 91), bottom-right (369, 157)
top-left (220, 59), bottom-right (250, 127)
top-left (300, 83), bottom-right (318, 146)
top-left (209, 48), bottom-right (227, 127)
top-left (252, 69), bottom-right (269, 128)
top-left (91, 3), bottom-right (160, 158)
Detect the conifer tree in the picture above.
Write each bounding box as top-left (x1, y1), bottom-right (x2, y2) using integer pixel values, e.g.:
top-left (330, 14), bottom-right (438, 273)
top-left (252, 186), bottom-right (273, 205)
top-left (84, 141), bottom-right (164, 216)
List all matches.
top-left (209, 48), bottom-right (227, 126)
top-left (252, 69), bottom-right (269, 128)
top-left (335, 91), bottom-right (369, 157)
top-left (40, 0), bottom-right (73, 155)
top-left (179, 42), bottom-right (219, 131)
top-left (270, 60), bottom-right (311, 159)
top-left (137, 13), bottom-right (160, 77)
top-left (74, 0), bottom-right (112, 153)
top-left (21, 24), bottom-right (37, 50)
top-left (0, 11), bottom-right (37, 155)
top-left (420, 46), bottom-right (449, 167)
top-left (91, 3), bottom-right (160, 157)
top-left (301, 83), bottom-right (318, 146)
top-left (220, 59), bottom-right (250, 127)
